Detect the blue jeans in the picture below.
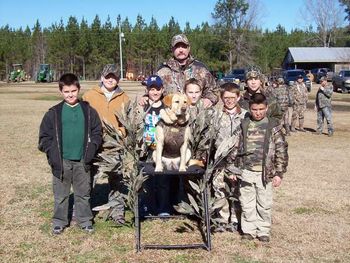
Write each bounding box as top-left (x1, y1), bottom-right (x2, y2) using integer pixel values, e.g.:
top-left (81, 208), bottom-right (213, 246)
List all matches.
top-left (317, 107), bottom-right (333, 133)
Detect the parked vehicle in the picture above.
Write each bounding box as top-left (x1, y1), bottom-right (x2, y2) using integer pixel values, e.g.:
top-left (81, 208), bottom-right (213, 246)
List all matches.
top-left (311, 68), bottom-right (334, 83)
top-left (36, 64), bottom-right (54, 83)
top-left (221, 68), bottom-right (247, 83)
top-left (7, 64), bottom-right (26, 82)
top-left (332, 69), bottom-right (350, 93)
top-left (282, 69), bottom-right (311, 92)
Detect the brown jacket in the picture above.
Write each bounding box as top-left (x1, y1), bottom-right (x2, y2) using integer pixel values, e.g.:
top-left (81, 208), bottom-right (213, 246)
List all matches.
top-left (82, 86), bottom-right (129, 135)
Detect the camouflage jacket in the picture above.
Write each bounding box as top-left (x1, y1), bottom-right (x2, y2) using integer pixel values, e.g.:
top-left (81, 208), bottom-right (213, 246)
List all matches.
top-left (157, 56), bottom-right (219, 104)
top-left (238, 117), bottom-right (288, 185)
top-left (215, 106), bottom-right (248, 150)
top-left (272, 84), bottom-right (291, 110)
top-left (290, 83), bottom-right (308, 105)
top-left (316, 86), bottom-right (333, 109)
top-left (239, 90), bottom-right (283, 120)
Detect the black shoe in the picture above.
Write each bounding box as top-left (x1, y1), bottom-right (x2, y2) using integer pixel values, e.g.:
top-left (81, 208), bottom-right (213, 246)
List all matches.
top-left (52, 226), bottom-right (64, 235)
top-left (81, 225), bottom-right (94, 234)
top-left (299, 128), bottom-right (306, 132)
top-left (111, 215), bottom-right (126, 225)
top-left (213, 224), bottom-right (226, 233)
top-left (257, 235), bottom-right (270, 242)
top-left (241, 234), bottom-right (254, 240)
top-left (226, 222), bottom-right (238, 232)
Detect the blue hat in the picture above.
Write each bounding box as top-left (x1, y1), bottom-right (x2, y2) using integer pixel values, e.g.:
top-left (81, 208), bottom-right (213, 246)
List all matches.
top-left (146, 75), bottom-right (163, 89)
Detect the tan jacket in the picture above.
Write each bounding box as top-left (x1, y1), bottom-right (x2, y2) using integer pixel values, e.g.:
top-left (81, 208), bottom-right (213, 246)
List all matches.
top-left (82, 86), bottom-right (129, 135)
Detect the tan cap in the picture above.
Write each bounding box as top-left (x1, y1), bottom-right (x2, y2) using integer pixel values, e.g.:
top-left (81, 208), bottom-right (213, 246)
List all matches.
top-left (171, 34), bottom-right (190, 47)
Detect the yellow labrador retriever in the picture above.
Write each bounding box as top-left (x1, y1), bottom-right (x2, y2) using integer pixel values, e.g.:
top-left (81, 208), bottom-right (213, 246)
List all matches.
top-left (153, 93), bottom-right (192, 172)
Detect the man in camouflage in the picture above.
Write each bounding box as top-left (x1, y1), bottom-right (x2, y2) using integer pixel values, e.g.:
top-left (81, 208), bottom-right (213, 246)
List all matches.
top-left (272, 77), bottom-right (292, 135)
top-left (239, 67), bottom-right (282, 120)
top-left (315, 76), bottom-right (334, 136)
top-left (238, 93), bottom-right (288, 242)
top-left (157, 34), bottom-right (218, 107)
top-left (290, 75), bottom-right (308, 132)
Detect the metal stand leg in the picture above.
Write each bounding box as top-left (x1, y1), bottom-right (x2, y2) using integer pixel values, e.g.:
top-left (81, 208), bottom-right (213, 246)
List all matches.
top-left (135, 193), bottom-right (141, 252)
top-left (203, 183), bottom-right (211, 251)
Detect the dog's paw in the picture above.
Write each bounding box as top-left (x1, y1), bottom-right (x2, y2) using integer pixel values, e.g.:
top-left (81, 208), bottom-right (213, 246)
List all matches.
top-left (179, 166), bottom-right (187, 172)
top-left (155, 166), bottom-right (163, 172)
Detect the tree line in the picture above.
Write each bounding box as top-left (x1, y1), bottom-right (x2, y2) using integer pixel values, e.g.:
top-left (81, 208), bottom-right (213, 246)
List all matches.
top-left (1, 1), bottom-right (350, 81)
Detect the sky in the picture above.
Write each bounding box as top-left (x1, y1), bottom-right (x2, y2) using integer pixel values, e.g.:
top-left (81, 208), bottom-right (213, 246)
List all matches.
top-left (0, 0), bottom-right (346, 32)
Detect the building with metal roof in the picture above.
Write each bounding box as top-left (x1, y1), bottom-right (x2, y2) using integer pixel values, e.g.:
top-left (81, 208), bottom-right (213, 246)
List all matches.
top-left (283, 47), bottom-right (350, 72)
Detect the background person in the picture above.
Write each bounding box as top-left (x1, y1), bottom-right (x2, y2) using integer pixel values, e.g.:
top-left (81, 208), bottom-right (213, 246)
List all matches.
top-left (315, 76), bottom-right (334, 136)
top-left (290, 75), bottom-right (308, 132)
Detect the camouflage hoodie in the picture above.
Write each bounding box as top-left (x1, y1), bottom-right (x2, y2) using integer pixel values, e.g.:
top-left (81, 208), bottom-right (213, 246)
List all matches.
top-left (157, 56), bottom-right (219, 104)
top-left (238, 117), bottom-right (288, 185)
top-left (316, 85), bottom-right (333, 109)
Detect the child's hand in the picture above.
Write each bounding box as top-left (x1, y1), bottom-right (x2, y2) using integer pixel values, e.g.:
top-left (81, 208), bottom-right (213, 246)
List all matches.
top-left (202, 98), bottom-right (213, 108)
top-left (272, 176), bottom-right (282, 187)
top-left (138, 96), bottom-right (149, 106)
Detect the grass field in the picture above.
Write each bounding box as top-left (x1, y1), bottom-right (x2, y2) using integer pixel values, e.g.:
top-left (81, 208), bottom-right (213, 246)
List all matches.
top-left (0, 81), bottom-right (349, 263)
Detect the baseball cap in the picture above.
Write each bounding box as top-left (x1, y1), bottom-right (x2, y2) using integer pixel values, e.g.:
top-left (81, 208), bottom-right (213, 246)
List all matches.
top-left (319, 76), bottom-right (327, 82)
top-left (171, 34), bottom-right (190, 48)
top-left (277, 77), bottom-right (284, 84)
top-left (246, 66), bottom-right (262, 80)
top-left (296, 74), bottom-right (303, 80)
top-left (101, 64), bottom-right (120, 78)
top-left (146, 75), bottom-right (163, 90)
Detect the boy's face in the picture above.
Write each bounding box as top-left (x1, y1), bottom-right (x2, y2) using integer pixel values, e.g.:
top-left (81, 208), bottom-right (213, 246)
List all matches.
top-left (246, 77), bottom-right (262, 93)
top-left (61, 85), bottom-right (79, 105)
top-left (148, 87), bottom-right (163, 102)
top-left (101, 73), bottom-right (119, 91)
top-left (185, 83), bottom-right (202, 105)
top-left (222, 91), bottom-right (240, 110)
top-left (250, 103), bottom-right (268, 121)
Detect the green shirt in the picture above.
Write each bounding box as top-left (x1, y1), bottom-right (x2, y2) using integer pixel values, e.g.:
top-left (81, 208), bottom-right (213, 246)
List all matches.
top-left (246, 117), bottom-right (268, 172)
top-left (62, 103), bottom-right (85, 160)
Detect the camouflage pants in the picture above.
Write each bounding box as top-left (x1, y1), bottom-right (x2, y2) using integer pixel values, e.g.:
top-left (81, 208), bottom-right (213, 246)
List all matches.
top-left (291, 104), bottom-right (306, 128)
top-left (212, 169), bottom-right (240, 224)
top-left (317, 107), bottom-right (333, 134)
top-left (239, 169), bottom-right (273, 237)
top-left (281, 106), bottom-right (290, 132)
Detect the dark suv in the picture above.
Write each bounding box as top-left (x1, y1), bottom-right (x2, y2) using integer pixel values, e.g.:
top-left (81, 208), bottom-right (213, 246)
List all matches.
top-left (221, 69), bottom-right (247, 83)
top-left (282, 69), bottom-right (312, 92)
top-left (311, 68), bottom-right (334, 83)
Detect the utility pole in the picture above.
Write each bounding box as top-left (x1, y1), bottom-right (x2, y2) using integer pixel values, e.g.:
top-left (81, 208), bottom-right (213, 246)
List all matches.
top-left (119, 23), bottom-right (124, 81)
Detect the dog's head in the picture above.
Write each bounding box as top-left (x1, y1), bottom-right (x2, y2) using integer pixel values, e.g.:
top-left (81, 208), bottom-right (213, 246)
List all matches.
top-left (162, 93), bottom-right (190, 124)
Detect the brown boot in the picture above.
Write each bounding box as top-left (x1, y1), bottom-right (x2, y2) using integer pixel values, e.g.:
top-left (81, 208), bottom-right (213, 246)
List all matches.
top-left (299, 119), bottom-right (306, 132)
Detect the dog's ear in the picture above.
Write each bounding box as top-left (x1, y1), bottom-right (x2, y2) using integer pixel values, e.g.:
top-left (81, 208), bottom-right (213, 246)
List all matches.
top-left (163, 94), bottom-right (173, 108)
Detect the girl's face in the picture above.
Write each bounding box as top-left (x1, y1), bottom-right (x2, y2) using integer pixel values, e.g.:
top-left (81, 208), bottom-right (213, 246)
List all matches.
top-left (148, 87), bottom-right (163, 102)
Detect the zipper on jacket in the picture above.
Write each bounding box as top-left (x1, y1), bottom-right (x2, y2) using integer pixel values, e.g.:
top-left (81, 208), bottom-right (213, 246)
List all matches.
top-left (54, 109), bottom-right (63, 180)
top-left (83, 106), bottom-right (91, 163)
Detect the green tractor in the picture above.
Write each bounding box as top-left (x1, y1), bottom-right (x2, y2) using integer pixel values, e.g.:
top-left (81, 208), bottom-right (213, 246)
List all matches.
top-left (36, 64), bottom-right (54, 82)
top-left (8, 64), bottom-right (26, 82)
